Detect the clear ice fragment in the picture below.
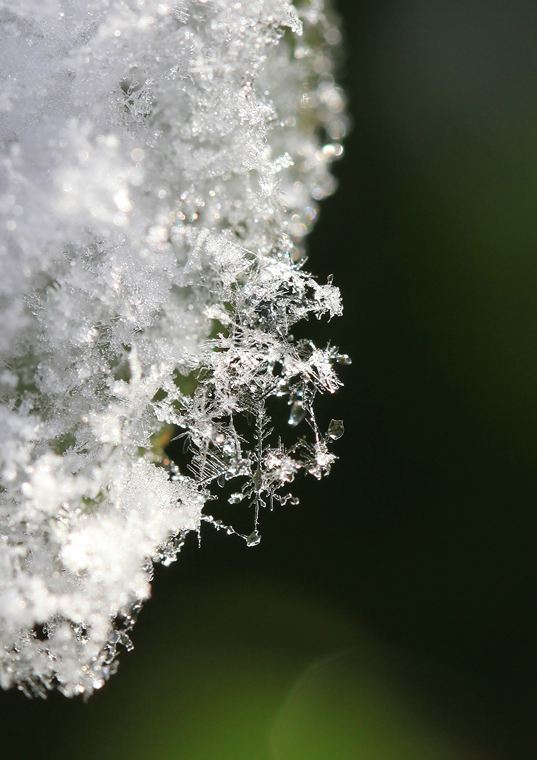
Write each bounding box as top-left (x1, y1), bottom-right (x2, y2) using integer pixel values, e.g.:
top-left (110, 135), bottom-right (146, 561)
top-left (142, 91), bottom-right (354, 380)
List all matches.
top-left (327, 419), bottom-right (345, 440)
top-left (246, 530), bottom-right (261, 548)
top-left (288, 402), bottom-right (306, 427)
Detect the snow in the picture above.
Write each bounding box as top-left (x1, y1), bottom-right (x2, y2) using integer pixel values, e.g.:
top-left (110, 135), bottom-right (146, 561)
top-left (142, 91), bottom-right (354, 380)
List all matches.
top-left (0, 0), bottom-right (346, 697)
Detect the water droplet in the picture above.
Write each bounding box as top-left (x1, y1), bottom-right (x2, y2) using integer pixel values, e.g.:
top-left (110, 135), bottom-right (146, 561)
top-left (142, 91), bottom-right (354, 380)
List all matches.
top-left (337, 353), bottom-right (352, 366)
top-left (327, 419), bottom-right (344, 440)
top-left (217, 474), bottom-right (226, 487)
top-left (246, 530), bottom-right (261, 547)
top-left (288, 402), bottom-right (305, 426)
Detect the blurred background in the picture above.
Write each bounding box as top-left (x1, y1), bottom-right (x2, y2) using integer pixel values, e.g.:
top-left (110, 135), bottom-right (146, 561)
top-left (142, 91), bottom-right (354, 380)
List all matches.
top-left (2, 0), bottom-right (537, 757)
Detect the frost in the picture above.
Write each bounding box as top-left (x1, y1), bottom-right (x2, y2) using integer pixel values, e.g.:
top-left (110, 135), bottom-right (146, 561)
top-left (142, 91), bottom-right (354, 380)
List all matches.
top-left (0, 0), bottom-right (347, 697)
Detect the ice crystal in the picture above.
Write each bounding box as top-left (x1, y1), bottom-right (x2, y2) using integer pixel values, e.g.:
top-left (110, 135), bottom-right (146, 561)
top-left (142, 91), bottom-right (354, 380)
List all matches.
top-left (0, 0), bottom-right (347, 697)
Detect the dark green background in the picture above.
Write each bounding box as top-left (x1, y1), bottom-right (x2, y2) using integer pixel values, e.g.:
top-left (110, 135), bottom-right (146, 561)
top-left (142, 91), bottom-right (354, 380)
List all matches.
top-left (2, 1), bottom-right (537, 757)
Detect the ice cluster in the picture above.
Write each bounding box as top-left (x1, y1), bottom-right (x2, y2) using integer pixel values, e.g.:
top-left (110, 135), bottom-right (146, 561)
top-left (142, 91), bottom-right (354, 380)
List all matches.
top-left (0, 0), bottom-right (347, 697)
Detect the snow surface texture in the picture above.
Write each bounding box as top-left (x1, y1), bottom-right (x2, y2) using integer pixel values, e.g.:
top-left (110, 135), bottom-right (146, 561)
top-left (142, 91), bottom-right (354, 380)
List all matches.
top-left (0, 0), bottom-right (348, 697)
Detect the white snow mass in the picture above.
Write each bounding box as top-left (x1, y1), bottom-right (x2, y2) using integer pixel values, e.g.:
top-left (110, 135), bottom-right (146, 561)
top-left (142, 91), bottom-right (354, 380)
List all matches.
top-left (0, 0), bottom-right (348, 696)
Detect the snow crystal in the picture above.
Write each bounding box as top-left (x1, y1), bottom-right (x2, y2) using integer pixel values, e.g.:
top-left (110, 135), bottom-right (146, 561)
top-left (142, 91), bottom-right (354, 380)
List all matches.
top-left (0, 0), bottom-right (347, 697)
